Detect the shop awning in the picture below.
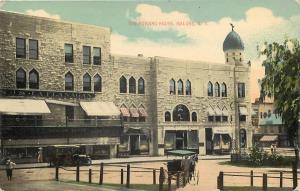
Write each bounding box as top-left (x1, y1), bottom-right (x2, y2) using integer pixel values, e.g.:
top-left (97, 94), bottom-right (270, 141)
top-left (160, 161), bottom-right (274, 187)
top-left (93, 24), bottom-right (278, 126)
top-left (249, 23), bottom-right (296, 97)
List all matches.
top-left (120, 107), bottom-right (130, 117)
top-left (215, 108), bottom-right (222, 116)
top-left (212, 127), bottom-right (232, 136)
top-left (222, 109), bottom-right (229, 116)
top-left (80, 102), bottom-right (120, 116)
top-left (45, 99), bottom-right (78, 107)
top-left (138, 107), bottom-right (148, 117)
top-left (259, 135), bottom-right (278, 142)
top-left (0, 99), bottom-right (51, 115)
top-left (129, 107), bottom-right (139, 117)
top-left (207, 108), bottom-right (215, 116)
top-left (239, 107), bottom-right (248, 115)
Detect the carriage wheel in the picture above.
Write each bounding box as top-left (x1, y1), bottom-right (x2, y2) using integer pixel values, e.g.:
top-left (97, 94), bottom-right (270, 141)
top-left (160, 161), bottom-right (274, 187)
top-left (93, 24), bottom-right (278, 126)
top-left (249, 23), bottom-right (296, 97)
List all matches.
top-left (197, 170), bottom-right (199, 185)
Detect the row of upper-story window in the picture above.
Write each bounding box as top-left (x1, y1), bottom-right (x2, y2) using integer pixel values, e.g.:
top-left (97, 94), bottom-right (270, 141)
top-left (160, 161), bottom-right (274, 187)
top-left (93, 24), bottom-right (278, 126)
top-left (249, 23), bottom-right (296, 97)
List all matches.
top-left (15, 68), bottom-right (102, 92)
top-left (119, 76), bottom-right (145, 94)
top-left (16, 38), bottom-right (102, 65)
top-left (169, 79), bottom-right (191, 95)
top-left (208, 81), bottom-right (245, 98)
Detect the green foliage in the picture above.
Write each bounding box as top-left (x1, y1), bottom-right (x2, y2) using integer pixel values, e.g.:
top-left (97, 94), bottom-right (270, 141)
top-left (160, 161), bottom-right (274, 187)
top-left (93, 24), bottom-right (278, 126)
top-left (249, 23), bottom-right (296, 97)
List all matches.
top-left (259, 39), bottom-right (300, 144)
top-left (248, 145), bottom-right (268, 166)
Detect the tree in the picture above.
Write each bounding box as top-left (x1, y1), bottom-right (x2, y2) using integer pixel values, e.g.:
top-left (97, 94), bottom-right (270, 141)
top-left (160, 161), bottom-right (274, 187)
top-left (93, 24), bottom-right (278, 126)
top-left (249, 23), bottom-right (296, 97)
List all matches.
top-left (259, 39), bottom-right (300, 145)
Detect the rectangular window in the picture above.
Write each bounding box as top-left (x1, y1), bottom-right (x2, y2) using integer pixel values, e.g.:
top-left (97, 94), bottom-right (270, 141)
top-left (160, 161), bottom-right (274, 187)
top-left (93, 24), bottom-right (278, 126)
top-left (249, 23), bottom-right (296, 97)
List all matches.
top-left (65, 106), bottom-right (74, 120)
top-left (239, 115), bottom-right (246, 122)
top-left (238, 82), bottom-right (245, 98)
top-left (222, 116), bottom-right (228, 122)
top-left (208, 116), bottom-right (214, 122)
top-left (16, 38), bottom-right (26, 58)
top-left (215, 116), bottom-right (221, 122)
top-left (29, 39), bottom-right (38, 60)
top-left (65, 44), bottom-right (73, 63)
top-left (93, 47), bottom-right (101, 65)
top-left (83, 46), bottom-right (91, 64)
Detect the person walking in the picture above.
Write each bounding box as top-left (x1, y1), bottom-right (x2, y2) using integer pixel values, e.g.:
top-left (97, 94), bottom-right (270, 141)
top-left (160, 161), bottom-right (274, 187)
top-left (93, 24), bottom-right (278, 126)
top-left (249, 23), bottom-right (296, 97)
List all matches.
top-left (5, 159), bottom-right (16, 181)
top-left (37, 148), bottom-right (43, 163)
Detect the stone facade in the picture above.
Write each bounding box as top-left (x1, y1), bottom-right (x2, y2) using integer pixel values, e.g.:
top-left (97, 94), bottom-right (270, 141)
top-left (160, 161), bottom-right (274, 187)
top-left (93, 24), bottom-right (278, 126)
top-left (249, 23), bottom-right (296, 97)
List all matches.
top-left (0, 10), bottom-right (252, 157)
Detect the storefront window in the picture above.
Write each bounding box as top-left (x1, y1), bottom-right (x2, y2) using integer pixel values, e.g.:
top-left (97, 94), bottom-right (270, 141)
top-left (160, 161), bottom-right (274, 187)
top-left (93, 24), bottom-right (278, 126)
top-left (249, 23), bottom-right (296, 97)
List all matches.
top-left (187, 130), bottom-right (198, 149)
top-left (164, 131), bottom-right (176, 150)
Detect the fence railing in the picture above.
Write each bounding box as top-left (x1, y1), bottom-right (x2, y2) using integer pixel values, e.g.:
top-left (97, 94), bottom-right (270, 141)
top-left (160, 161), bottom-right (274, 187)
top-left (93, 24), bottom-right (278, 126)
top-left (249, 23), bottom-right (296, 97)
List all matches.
top-left (54, 162), bottom-right (188, 191)
top-left (217, 169), bottom-right (300, 190)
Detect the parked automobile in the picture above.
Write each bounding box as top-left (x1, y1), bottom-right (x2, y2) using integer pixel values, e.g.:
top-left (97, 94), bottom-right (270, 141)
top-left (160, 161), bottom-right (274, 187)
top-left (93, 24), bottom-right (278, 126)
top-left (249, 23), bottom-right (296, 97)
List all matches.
top-left (72, 154), bottom-right (92, 166)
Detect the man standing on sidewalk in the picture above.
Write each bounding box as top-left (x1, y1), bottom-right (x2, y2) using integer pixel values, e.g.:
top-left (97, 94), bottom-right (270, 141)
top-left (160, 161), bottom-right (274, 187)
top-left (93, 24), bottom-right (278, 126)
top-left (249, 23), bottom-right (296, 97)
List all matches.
top-left (5, 159), bottom-right (16, 181)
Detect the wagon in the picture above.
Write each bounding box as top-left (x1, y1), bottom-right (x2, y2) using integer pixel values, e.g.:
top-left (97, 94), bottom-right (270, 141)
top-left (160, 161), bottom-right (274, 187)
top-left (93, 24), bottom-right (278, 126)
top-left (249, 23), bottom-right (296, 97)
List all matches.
top-left (165, 150), bottom-right (199, 185)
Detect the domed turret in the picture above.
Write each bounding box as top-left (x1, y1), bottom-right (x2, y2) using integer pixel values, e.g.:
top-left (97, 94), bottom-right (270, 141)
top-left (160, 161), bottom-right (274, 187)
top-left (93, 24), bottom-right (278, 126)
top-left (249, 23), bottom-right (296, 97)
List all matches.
top-left (223, 24), bottom-right (245, 65)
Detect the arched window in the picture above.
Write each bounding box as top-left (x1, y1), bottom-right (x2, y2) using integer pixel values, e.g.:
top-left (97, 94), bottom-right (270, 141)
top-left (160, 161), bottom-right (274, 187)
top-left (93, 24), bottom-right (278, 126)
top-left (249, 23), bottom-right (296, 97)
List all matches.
top-left (29, 69), bottom-right (39, 89)
top-left (94, 74), bottom-right (102, 92)
top-left (169, 79), bottom-right (175, 95)
top-left (83, 73), bottom-right (91, 91)
top-left (129, 77), bottom-right (136, 94)
top-left (186, 80), bottom-right (191, 95)
top-left (138, 77), bottom-right (145, 94)
top-left (208, 81), bottom-right (213, 96)
top-left (221, 83), bottom-right (227, 97)
top-left (177, 79), bottom-right (183, 95)
top-left (119, 76), bottom-right (127, 93)
top-left (215, 82), bottom-right (220, 97)
top-left (65, 72), bottom-right (74, 91)
top-left (173, 104), bottom-right (190, 121)
top-left (192, 112), bottom-right (197, 122)
top-left (165, 111), bottom-right (171, 122)
top-left (16, 68), bottom-right (26, 89)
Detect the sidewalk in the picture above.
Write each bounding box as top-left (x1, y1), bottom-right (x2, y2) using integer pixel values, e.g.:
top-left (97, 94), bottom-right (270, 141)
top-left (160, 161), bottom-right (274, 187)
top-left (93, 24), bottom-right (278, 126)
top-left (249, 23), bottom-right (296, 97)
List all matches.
top-left (0, 155), bottom-right (230, 170)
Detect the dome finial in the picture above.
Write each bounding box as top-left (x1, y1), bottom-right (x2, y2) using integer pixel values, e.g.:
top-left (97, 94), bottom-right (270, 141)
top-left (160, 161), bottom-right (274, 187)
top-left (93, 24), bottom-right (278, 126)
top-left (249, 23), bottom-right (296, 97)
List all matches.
top-left (230, 23), bottom-right (234, 31)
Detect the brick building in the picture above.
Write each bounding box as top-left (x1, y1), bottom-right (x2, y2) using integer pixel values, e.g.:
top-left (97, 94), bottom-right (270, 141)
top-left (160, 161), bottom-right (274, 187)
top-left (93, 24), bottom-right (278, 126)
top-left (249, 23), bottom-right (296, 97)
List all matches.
top-left (0, 11), bottom-right (252, 159)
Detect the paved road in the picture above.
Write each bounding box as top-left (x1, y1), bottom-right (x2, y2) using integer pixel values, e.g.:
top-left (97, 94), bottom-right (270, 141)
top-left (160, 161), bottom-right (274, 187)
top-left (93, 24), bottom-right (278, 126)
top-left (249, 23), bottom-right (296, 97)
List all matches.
top-left (0, 155), bottom-right (230, 170)
top-left (0, 180), bottom-right (119, 191)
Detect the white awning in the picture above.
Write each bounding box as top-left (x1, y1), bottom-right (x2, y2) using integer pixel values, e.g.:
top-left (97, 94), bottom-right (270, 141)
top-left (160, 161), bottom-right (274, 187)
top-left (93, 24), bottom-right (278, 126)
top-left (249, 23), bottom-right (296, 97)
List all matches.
top-left (213, 127), bottom-right (232, 135)
top-left (259, 135), bottom-right (278, 142)
top-left (45, 99), bottom-right (78, 107)
top-left (80, 102), bottom-right (120, 116)
top-left (207, 108), bottom-right (215, 116)
top-left (215, 108), bottom-right (222, 116)
top-left (239, 107), bottom-right (248, 115)
top-left (0, 99), bottom-right (51, 115)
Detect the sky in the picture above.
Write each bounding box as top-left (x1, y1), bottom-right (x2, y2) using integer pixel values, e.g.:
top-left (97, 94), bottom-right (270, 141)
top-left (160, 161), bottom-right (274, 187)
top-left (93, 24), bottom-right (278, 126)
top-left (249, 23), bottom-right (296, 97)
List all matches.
top-left (1, 0), bottom-right (300, 102)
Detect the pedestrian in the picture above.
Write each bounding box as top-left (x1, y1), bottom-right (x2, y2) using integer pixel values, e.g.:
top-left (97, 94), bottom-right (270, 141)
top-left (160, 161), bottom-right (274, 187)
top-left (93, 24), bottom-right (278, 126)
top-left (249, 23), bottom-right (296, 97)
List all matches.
top-left (5, 159), bottom-right (16, 181)
top-left (37, 148), bottom-right (43, 163)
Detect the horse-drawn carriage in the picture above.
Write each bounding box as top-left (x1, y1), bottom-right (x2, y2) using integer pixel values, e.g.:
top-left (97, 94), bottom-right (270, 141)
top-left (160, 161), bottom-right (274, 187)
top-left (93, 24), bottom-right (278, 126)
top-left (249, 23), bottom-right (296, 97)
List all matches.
top-left (165, 150), bottom-right (199, 186)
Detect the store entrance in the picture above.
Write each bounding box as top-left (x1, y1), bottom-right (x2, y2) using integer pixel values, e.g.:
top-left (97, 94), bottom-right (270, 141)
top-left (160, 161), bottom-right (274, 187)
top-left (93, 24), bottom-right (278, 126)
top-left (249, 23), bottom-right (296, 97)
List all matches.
top-left (130, 135), bottom-right (140, 155)
top-left (205, 128), bottom-right (213, 155)
top-left (175, 131), bottom-right (187, 150)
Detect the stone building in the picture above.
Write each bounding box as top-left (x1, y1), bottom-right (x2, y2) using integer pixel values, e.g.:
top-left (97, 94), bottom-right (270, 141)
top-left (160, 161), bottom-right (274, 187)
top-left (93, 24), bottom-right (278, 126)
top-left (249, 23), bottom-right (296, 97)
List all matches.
top-left (0, 10), bottom-right (252, 159)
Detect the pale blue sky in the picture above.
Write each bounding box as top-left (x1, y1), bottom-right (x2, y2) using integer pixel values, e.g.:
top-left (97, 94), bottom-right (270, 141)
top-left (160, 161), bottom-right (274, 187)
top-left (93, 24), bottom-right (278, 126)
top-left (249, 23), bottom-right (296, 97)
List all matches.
top-left (1, 0), bottom-right (300, 100)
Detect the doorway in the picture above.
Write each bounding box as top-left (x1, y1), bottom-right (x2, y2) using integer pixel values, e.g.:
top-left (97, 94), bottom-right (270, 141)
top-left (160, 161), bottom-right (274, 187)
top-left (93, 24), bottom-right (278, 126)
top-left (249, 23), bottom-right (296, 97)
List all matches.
top-left (205, 128), bottom-right (213, 154)
top-left (129, 135), bottom-right (140, 155)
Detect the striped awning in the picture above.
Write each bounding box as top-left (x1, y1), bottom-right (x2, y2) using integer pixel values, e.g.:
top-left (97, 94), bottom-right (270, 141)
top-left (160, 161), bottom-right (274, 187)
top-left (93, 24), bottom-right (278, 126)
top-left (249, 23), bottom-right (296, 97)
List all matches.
top-left (129, 107), bottom-right (139, 117)
top-left (120, 107), bottom-right (130, 117)
top-left (138, 107), bottom-right (148, 117)
top-left (259, 135), bottom-right (278, 142)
